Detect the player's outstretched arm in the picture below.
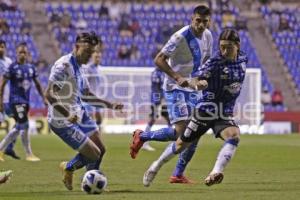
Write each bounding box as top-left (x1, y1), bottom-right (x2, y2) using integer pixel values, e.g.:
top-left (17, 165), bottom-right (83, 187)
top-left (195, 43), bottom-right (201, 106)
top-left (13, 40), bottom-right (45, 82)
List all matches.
top-left (81, 89), bottom-right (124, 111)
top-left (33, 77), bottom-right (48, 106)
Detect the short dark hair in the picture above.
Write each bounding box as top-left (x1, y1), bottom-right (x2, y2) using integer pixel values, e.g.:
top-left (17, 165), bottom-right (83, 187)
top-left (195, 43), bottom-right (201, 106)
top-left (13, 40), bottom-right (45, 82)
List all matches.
top-left (219, 29), bottom-right (240, 44)
top-left (17, 42), bottom-right (28, 48)
top-left (76, 31), bottom-right (99, 46)
top-left (193, 5), bottom-right (211, 16)
top-left (0, 40), bottom-right (6, 46)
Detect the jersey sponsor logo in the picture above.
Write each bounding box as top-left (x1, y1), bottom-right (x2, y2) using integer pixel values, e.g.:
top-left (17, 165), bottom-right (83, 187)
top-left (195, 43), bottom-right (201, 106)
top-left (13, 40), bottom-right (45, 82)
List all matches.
top-left (224, 82), bottom-right (242, 94)
top-left (22, 80), bottom-right (31, 91)
top-left (16, 69), bottom-right (22, 78)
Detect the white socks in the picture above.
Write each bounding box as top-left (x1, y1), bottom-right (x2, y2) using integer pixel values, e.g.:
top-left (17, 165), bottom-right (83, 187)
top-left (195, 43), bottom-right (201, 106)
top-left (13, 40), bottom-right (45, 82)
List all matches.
top-left (20, 130), bottom-right (33, 156)
top-left (211, 142), bottom-right (237, 174)
top-left (153, 142), bottom-right (177, 171)
top-left (0, 128), bottom-right (19, 151)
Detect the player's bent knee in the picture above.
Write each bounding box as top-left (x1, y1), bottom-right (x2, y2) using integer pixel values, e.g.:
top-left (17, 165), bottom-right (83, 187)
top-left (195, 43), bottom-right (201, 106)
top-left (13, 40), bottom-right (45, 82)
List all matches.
top-left (175, 139), bottom-right (189, 154)
top-left (226, 136), bottom-right (240, 146)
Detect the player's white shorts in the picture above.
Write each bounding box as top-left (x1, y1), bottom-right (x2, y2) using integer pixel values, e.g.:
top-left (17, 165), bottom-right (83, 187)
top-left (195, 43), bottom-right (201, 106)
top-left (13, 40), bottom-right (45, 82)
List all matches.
top-left (164, 89), bottom-right (200, 124)
top-left (50, 111), bottom-right (98, 150)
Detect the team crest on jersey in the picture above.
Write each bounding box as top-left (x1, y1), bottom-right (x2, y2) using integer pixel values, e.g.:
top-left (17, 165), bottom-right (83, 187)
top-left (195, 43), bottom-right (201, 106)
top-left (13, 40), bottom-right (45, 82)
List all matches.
top-left (223, 67), bottom-right (229, 74)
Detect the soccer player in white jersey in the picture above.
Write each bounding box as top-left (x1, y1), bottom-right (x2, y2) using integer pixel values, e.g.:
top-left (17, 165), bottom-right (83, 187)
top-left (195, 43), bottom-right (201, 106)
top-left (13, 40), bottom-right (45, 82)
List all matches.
top-left (45, 32), bottom-right (123, 191)
top-left (130, 5), bottom-right (213, 184)
top-left (0, 41), bottom-right (13, 184)
top-left (82, 47), bottom-right (103, 129)
top-left (0, 40), bottom-right (20, 160)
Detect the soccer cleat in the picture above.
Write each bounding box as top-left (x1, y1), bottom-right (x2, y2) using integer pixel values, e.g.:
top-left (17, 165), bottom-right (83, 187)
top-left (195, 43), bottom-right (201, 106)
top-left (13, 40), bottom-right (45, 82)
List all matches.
top-left (130, 129), bottom-right (145, 159)
top-left (0, 170), bottom-right (13, 184)
top-left (141, 142), bottom-right (156, 151)
top-left (59, 161), bottom-right (73, 191)
top-left (0, 151), bottom-right (5, 162)
top-left (26, 154), bottom-right (41, 162)
top-left (204, 172), bottom-right (224, 186)
top-left (5, 150), bottom-right (21, 160)
top-left (143, 170), bottom-right (157, 187)
top-left (169, 175), bottom-right (196, 184)
top-left (143, 161), bottom-right (160, 187)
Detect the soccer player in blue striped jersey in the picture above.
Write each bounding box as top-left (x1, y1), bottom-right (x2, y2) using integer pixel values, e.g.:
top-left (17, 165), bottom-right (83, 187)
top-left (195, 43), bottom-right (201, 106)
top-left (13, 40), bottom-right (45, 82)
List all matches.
top-left (45, 32), bottom-right (123, 191)
top-left (0, 42), bottom-right (47, 162)
top-left (142, 68), bottom-right (171, 151)
top-left (0, 40), bottom-right (19, 159)
top-left (143, 29), bottom-right (248, 187)
top-left (130, 5), bottom-right (213, 184)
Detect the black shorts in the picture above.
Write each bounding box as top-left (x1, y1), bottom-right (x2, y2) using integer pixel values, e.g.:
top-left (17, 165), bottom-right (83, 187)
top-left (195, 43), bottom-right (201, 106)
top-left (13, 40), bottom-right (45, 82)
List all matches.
top-left (181, 111), bottom-right (238, 143)
top-left (150, 104), bottom-right (169, 119)
top-left (11, 103), bottom-right (29, 124)
top-left (161, 104), bottom-right (169, 119)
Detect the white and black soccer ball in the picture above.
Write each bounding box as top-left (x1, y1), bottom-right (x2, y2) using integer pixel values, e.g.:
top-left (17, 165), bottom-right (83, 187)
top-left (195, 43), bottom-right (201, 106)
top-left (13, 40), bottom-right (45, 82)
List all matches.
top-left (81, 170), bottom-right (107, 194)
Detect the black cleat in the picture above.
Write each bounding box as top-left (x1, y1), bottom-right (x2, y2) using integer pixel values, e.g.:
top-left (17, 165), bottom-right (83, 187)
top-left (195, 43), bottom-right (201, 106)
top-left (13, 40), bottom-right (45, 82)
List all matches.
top-left (4, 150), bottom-right (21, 160)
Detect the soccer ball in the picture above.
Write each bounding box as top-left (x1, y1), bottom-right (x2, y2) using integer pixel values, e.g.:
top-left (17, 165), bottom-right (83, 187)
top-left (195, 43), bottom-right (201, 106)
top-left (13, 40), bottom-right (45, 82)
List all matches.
top-left (81, 170), bottom-right (107, 194)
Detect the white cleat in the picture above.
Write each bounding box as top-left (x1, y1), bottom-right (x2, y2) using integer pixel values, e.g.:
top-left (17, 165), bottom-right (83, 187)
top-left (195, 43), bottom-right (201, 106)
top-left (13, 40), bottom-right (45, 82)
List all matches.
top-left (204, 172), bottom-right (224, 186)
top-left (143, 161), bottom-right (160, 187)
top-left (141, 142), bottom-right (156, 151)
top-left (26, 154), bottom-right (41, 162)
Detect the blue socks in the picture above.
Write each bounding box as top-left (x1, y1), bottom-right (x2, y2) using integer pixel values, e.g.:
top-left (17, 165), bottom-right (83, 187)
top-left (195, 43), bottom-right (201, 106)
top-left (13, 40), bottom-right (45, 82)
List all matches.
top-left (5, 139), bottom-right (16, 154)
top-left (66, 153), bottom-right (93, 171)
top-left (140, 127), bottom-right (176, 142)
top-left (86, 156), bottom-right (103, 171)
top-left (172, 140), bottom-right (198, 177)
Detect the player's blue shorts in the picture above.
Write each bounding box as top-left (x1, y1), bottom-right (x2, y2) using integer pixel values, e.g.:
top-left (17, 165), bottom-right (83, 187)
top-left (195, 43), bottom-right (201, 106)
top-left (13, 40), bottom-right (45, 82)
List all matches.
top-left (164, 89), bottom-right (200, 124)
top-left (50, 111), bottom-right (98, 150)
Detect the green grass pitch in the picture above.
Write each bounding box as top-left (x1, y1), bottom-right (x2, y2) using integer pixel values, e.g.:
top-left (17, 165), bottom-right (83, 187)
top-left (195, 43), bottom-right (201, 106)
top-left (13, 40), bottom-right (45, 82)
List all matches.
top-left (0, 134), bottom-right (300, 200)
